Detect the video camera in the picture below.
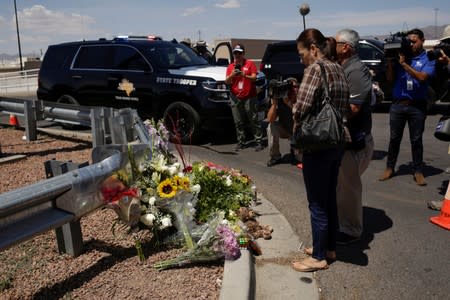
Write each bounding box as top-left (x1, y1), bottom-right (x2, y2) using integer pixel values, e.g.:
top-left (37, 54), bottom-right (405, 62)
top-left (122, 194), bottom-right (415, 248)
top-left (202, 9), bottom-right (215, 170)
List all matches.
top-left (268, 79), bottom-right (292, 99)
top-left (384, 32), bottom-right (413, 60)
top-left (427, 41), bottom-right (450, 61)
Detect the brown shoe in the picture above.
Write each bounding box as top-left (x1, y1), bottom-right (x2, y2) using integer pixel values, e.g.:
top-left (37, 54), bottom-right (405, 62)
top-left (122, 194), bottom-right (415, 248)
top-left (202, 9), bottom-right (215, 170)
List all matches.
top-left (414, 172), bottom-right (427, 186)
top-left (379, 168), bottom-right (394, 181)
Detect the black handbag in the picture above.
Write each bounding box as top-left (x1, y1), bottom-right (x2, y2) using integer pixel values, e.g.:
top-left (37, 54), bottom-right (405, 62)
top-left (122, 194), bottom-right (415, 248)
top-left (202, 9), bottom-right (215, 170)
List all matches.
top-left (434, 116), bottom-right (450, 141)
top-left (293, 63), bottom-right (345, 152)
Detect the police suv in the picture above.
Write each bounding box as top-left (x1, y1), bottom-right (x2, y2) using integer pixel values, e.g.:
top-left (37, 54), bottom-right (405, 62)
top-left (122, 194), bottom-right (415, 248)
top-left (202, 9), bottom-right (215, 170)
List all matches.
top-left (37, 35), bottom-right (265, 143)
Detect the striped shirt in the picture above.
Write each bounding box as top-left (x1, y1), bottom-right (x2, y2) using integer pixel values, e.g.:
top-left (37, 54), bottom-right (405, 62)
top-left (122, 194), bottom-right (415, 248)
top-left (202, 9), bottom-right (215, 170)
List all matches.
top-left (293, 59), bottom-right (350, 131)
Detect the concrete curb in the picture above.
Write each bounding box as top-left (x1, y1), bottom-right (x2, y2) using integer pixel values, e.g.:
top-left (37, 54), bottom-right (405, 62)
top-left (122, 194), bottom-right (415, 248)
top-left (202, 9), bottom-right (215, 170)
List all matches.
top-left (219, 250), bottom-right (255, 300)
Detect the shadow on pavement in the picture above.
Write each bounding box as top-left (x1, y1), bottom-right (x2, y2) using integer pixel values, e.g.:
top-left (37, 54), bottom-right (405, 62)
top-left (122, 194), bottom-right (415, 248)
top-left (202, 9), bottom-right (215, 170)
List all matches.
top-left (395, 163), bottom-right (444, 177)
top-left (336, 206), bottom-right (393, 266)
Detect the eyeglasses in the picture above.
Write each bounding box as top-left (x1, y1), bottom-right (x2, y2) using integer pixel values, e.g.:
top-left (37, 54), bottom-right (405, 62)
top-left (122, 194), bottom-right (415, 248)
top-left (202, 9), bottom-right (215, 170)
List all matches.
top-left (336, 41), bottom-right (347, 45)
top-left (233, 52), bottom-right (243, 55)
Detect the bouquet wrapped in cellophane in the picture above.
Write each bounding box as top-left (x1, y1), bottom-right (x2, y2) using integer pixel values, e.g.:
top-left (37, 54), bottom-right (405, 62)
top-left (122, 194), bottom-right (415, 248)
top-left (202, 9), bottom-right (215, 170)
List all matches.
top-left (99, 118), bottom-right (255, 266)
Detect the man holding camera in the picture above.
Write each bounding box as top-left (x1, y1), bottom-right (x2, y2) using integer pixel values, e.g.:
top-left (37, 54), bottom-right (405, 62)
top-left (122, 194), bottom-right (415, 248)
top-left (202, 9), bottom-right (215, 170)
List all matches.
top-left (225, 44), bottom-right (264, 152)
top-left (266, 78), bottom-right (299, 167)
top-left (334, 29), bottom-right (374, 244)
top-left (379, 29), bottom-right (435, 186)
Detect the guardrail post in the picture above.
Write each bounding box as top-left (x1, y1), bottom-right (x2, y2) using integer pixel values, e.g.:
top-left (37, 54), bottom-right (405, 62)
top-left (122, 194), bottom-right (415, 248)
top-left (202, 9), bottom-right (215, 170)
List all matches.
top-left (91, 107), bottom-right (113, 147)
top-left (23, 100), bottom-right (37, 141)
top-left (45, 159), bottom-right (89, 257)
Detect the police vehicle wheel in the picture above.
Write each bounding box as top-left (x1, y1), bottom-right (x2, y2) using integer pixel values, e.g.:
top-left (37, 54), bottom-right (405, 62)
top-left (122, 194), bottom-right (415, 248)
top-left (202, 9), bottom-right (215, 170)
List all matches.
top-left (57, 95), bottom-right (80, 129)
top-left (163, 102), bottom-right (201, 144)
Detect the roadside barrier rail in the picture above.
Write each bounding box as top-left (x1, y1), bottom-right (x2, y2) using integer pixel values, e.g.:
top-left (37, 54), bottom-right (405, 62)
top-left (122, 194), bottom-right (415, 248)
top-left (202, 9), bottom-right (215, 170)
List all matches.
top-left (0, 142), bottom-right (152, 256)
top-left (0, 98), bottom-right (152, 255)
top-left (0, 96), bottom-right (151, 147)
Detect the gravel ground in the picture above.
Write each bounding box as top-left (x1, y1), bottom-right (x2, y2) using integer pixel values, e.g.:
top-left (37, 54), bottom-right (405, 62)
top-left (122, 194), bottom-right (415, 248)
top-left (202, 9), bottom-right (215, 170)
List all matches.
top-left (0, 127), bottom-right (223, 299)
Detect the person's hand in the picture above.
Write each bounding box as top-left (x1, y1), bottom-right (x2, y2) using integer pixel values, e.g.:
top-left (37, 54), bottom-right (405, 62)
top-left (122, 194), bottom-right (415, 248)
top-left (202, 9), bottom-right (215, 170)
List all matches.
top-left (398, 53), bottom-right (406, 65)
top-left (438, 49), bottom-right (449, 65)
top-left (233, 68), bottom-right (242, 76)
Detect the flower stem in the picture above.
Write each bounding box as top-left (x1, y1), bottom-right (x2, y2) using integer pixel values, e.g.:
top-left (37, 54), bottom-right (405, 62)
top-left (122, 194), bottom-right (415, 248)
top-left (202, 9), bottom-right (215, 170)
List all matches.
top-left (135, 239), bottom-right (145, 262)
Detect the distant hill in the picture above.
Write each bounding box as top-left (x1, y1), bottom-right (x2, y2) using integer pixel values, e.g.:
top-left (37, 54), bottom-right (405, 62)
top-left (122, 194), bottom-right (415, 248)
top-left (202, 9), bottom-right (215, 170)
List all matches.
top-left (0, 52), bottom-right (40, 61)
top-left (363, 24), bottom-right (449, 42)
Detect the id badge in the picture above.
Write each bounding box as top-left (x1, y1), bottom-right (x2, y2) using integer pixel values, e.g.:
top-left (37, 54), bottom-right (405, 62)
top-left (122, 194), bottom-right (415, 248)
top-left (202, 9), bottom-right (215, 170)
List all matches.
top-left (238, 80), bottom-right (244, 90)
top-left (406, 79), bottom-right (413, 91)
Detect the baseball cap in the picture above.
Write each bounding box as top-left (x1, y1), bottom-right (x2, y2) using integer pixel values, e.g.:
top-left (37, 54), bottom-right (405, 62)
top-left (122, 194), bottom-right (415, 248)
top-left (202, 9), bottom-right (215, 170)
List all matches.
top-left (233, 44), bottom-right (245, 53)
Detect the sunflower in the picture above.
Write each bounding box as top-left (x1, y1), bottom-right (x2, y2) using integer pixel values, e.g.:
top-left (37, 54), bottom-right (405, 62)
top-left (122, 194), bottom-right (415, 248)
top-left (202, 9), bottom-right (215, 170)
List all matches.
top-left (158, 178), bottom-right (177, 198)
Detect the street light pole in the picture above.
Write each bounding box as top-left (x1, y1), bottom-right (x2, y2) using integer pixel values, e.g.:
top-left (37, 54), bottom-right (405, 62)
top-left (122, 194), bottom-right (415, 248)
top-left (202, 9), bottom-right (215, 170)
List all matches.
top-left (299, 3), bottom-right (310, 31)
top-left (14, 0), bottom-right (23, 71)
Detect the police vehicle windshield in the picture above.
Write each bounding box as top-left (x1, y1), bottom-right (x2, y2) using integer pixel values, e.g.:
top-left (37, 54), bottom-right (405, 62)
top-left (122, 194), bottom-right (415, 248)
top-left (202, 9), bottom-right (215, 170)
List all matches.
top-left (145, 43), bottom-right (208, 69)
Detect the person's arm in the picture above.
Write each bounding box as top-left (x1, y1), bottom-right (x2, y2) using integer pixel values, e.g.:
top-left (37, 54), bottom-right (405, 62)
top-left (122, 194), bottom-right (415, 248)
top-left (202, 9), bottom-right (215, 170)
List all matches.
top-left (267, 98), bottom-right (278, 123)
top-left (346, 64), bottom-right (372, 117)
top-left (398, 53), bottom-right (430, 82)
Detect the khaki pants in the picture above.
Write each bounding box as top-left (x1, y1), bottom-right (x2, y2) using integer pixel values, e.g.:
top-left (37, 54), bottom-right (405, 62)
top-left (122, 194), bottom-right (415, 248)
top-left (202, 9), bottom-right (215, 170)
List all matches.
top-left (336, 134), bottom-right (374, 237)
top-left (230, 94), bottom-right (263, 145)
top-left (267, 121), bottom-right (291, 160)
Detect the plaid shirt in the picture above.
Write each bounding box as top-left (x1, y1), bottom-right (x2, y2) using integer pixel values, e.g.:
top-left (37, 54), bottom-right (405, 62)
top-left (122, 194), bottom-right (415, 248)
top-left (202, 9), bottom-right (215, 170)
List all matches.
top-left (293, 59), bottom-right (349, 131)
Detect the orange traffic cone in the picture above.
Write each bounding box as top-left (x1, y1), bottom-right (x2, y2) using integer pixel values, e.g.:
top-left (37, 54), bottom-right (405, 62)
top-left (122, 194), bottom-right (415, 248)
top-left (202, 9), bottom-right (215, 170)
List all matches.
top-left (9, 114), bottom-right (19, 127)
top-left (430, 182), bottom-right (450, 230)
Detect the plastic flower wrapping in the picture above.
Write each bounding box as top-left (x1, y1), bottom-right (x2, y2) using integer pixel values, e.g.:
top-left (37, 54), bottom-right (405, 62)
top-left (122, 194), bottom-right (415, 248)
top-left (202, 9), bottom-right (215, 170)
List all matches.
top-left (99, 119), bottom-right (256, 267)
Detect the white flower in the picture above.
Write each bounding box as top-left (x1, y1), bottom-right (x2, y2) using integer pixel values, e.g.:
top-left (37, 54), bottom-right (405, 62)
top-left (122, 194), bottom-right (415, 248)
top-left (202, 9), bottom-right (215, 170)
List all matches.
top-left (160, 216), bottom-right (172, 229)
top-left (172, 162), bottom-right (181, 170)
top-left (225, 175), bottom-right (232, 187)
top-left (177, 171), bottom-right (185, 177)
top-left (168, 165), bottom-right (178, 176)
top-left (191, 184), bottom-right (201, 193)
top-left (251, 185), bottom-right (257, 193)
top-left (140, 213), bottom-right (156, 226)
top-left (151, 154), bottom-right (167, 172)
top-left (151, 172), bottom-right (161, 183)
top-left (149, 196), bottom-right (156, 206)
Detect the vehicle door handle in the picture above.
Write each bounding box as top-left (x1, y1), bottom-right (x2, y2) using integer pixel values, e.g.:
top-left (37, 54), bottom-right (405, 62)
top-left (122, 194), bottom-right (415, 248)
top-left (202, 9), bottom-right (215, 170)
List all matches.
top-left (72, 75), bottom-right (82, 79)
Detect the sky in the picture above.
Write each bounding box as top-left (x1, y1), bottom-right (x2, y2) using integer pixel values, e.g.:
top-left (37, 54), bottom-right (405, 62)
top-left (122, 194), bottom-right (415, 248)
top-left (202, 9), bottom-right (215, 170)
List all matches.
top-left (0, 0), bottom-right (449, 57)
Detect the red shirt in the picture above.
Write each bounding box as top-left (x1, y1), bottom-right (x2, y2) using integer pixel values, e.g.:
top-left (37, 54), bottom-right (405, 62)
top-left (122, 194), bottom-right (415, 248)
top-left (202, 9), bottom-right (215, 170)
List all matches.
top-left (226, 59), bottom-right (257, 100)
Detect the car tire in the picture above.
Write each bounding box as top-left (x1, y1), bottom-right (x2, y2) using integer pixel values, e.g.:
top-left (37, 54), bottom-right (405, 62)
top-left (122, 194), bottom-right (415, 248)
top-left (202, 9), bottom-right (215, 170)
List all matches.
top-left (163, 102), bottom-right (201, 144)
top-left (57, 94), bottom-right (80, 129)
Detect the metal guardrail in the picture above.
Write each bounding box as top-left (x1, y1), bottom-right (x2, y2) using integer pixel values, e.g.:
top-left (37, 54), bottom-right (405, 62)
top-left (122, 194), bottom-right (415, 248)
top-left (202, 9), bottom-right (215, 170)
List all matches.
top-left (0, 96), bottom-right (151, 147)
top-left (0, 96), bottom-right (154, 255)
top-left (0, 143), bottom-right (152, 255)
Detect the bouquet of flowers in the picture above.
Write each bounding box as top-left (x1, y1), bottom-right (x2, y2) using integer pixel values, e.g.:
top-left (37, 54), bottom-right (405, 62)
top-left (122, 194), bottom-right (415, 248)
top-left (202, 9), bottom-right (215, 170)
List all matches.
top-left (98, 118), bottom-right (255, 265)
top-left (153, 212), bottom-right (241, 270)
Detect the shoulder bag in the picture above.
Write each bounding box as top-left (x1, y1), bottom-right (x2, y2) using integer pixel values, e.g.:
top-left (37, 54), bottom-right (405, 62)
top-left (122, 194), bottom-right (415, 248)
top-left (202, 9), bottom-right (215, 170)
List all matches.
top-left (292, 63), bottom-right (345, 152)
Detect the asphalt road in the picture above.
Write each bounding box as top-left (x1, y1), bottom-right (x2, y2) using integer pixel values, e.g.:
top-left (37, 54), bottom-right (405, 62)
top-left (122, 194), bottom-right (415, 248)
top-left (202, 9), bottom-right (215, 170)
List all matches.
top-left (186, 105), bottom-right (450, 299)
top-left (1, 100), bottom-right (449, 298)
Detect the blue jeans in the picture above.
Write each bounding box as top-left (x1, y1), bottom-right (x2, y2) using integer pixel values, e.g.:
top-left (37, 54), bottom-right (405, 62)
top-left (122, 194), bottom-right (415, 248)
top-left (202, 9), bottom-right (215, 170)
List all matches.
top-left (302, 147), bottom-right (343, 260)
top-left (387, 103), bottom-right (426, 172)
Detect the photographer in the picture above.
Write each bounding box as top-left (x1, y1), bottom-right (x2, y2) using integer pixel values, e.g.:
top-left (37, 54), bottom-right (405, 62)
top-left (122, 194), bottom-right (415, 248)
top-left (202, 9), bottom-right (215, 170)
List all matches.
top-left (225, 44), bottom-right (264, 152)
top-left (379, 29), bottom-right (435, 186)
top-left (266, 78), bottom-right (299, 167)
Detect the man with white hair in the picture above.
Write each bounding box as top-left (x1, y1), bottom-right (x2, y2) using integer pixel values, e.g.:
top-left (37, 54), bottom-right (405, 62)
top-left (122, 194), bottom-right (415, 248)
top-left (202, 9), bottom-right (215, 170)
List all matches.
top-left (334, 28), bottom-right (374, 244)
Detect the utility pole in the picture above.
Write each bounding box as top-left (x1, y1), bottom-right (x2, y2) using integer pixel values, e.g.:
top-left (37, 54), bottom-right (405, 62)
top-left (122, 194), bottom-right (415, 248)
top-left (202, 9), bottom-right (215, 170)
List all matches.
top-left (434, 8), bottom-right (439, 39)
top-left (14, 0), bottom-right (23, 71)
top-left (299, 3), bottom-right (310, 31)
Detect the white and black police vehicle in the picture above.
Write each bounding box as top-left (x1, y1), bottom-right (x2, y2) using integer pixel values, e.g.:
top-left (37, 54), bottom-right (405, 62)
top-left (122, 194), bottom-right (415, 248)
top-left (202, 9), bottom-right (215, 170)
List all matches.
top-left (37, 35), bottom-right (266, 143)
